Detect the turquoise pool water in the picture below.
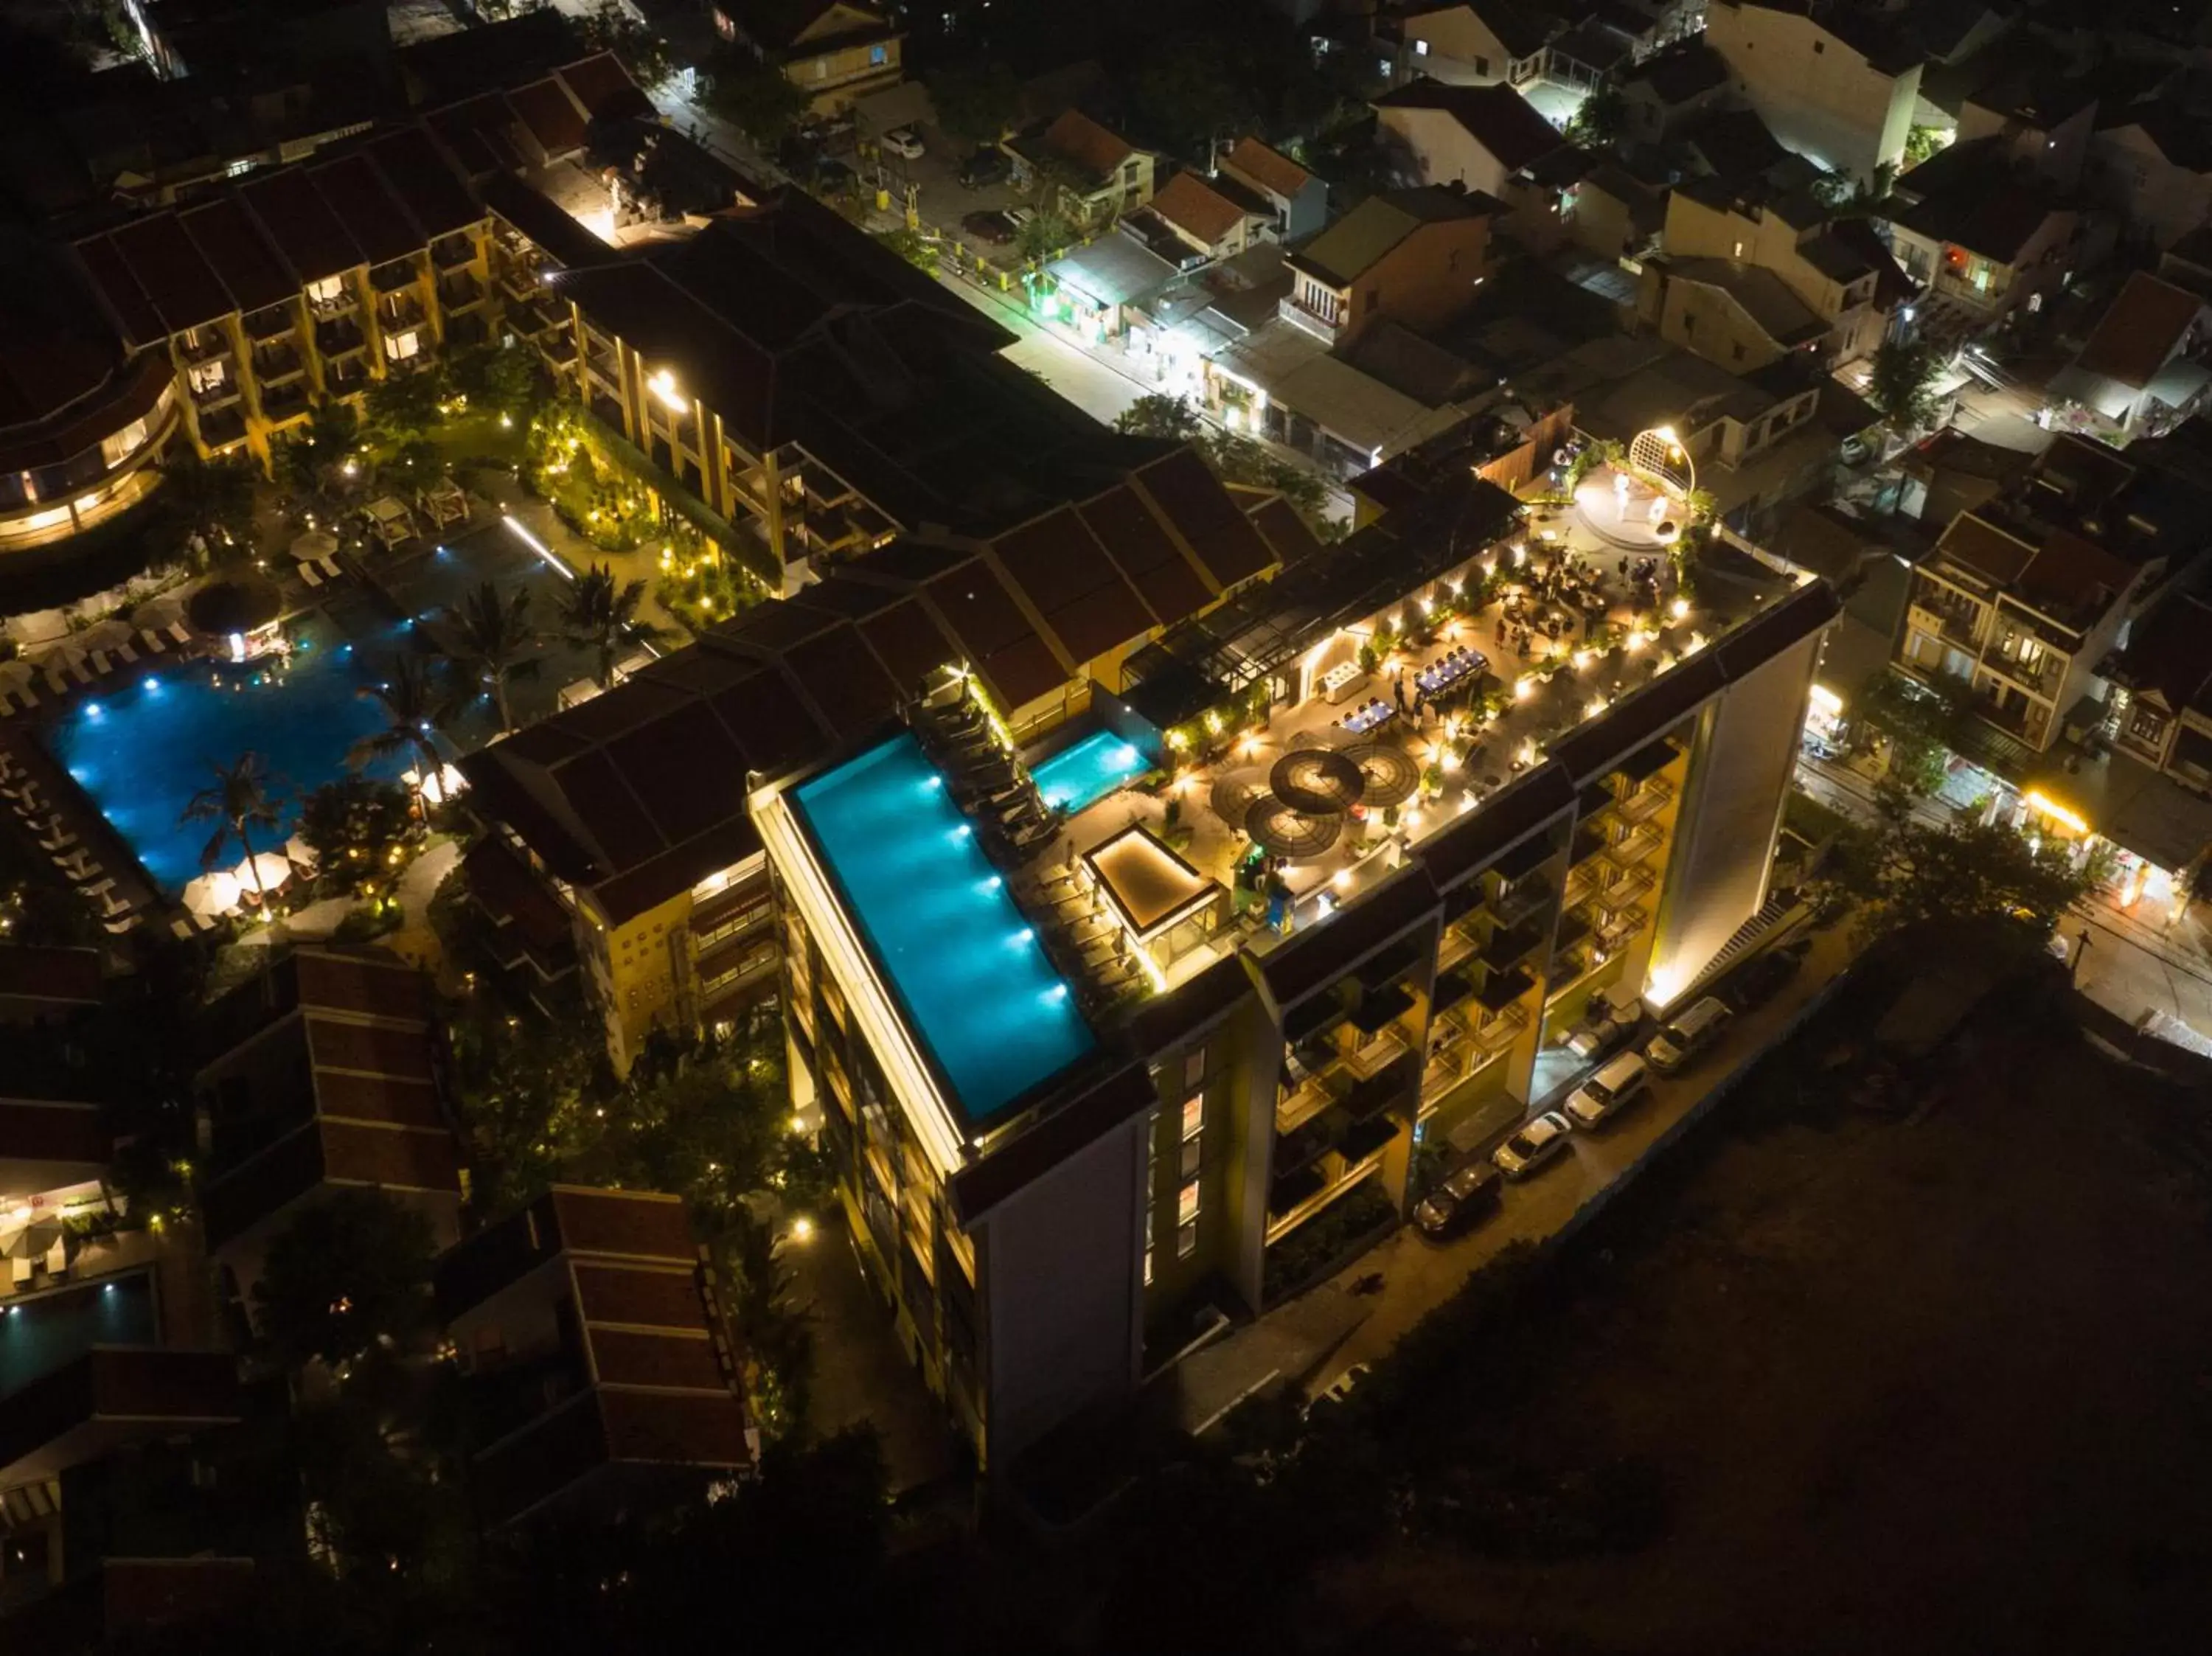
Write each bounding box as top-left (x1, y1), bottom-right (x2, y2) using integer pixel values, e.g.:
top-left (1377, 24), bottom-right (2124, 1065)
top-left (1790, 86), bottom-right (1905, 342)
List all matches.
top-left (1032, 729), bottom-right (1152, 814)
top-left (793, 733), bottom-right (1095, 1124)
top-left (0, 1272), bottom-right (156, 1396)
top-left (44, 605), bottom-right (415, 894)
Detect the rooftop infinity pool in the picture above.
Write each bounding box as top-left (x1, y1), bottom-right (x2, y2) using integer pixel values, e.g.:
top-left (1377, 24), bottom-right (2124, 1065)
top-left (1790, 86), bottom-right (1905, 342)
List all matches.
top-left (0, 1270), bottom-right (156, 1397)
top-left (1032, 728), bottom-right (1152, 815)
top-left (793, 733), bottom-right (1095, 1124)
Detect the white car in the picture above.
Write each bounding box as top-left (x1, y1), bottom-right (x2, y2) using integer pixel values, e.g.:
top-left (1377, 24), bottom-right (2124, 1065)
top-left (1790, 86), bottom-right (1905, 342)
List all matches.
top-left (1492, 1110), bottom-right (1574, 1179)
top-left (1564, 1052), bottom-right (1650, 1130)
top-left (883, 128), bottom-right (925, 160)
top-left (1565, 995), bottom-right (1639, 1060)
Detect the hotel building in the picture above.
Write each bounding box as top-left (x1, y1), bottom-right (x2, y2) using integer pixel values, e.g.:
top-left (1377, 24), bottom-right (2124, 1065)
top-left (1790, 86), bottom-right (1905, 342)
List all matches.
top-left (742, 456), bottom-right (1837, 1471)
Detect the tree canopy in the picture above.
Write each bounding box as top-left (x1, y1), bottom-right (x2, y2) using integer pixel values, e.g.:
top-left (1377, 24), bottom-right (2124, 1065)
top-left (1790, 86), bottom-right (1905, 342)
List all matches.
top-left (1865, 339), bottom-right (1944, 436)
top-left (1827, 811), bottom-right (2094, 944)
top-left (929, 61), bottom-right (1020, 145)
top-left (253, 1188), bottom-right (438, 1371)
top-left (704, 52), bottom-right (811, 147)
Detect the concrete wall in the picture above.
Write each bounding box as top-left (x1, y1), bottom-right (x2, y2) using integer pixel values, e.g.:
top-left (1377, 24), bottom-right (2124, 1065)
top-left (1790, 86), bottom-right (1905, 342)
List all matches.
top-left (1646, 625), bottom-right (1823, 1006)
top-left (1705, 0), bottom-right (1920, 184)
top-left (978, 1109), bottom-right (1147, 1465)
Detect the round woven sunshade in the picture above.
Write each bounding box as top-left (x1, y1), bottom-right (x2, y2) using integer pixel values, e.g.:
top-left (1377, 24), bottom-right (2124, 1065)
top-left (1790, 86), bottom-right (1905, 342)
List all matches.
top-left (1343, 738), bottom-right (1420, 808)
top-left (1245, 796), bottom-right (1343, 861)
top-left (1270, 748), bottom-right (1365, 816)
top-left (1209, 768), bottom-right (1270, 830)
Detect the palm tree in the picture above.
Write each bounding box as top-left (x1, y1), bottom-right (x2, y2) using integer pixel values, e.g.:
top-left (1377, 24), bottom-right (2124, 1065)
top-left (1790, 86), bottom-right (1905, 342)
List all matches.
top-left (349, 654), bottom-right (460, 815)
top-left (557, 563), bottom-right (672, 689)
top-left (437, 580), bottom-right (540, 734)
top-left (181, 752), bottom-right (286, 904)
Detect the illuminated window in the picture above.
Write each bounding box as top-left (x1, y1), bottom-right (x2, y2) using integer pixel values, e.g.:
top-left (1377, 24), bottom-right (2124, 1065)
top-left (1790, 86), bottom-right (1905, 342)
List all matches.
top-left (307, 274), bottom-right (344, 305)
top-left (383, 330), bottom-right (420, 363)
top-left (1180, 1093), bottom-right (1203, 1141)
top-left (1177, 1220), bottom-right (1197, 1259)
top-left (99, 417), bottom-right (149, 469)
top-left (1178, 1180), bottom-right (1200, 1226)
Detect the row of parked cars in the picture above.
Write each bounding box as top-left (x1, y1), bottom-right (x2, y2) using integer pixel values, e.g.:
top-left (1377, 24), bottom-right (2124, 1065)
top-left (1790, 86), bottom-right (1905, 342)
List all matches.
top-left (1411, 943), bottom-right (1808, 1241)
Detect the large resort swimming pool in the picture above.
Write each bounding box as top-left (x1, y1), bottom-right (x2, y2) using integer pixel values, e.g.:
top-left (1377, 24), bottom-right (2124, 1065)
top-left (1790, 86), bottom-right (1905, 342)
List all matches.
top-left (792, 733), bottom-right (1096, 1124)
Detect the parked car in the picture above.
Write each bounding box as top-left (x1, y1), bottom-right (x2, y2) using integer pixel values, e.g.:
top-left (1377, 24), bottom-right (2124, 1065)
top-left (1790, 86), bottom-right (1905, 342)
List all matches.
top-left (1645, 996), bottom-right (1733, 1075)
top-left (1723, 944), bottom-right (1806, 1012)
top-left (962, 209), bottom-right (1017, 246)
top-left (812, 157), bottom-right (857, 194)
top-left (1565, 994), bottom-right (1640, 1060)
top-left (959, 147), bottom-right (1010, 188)
top-left (882, 127), bottom-right (925, 160)
top-left (1413, 1160), bottom-right (1503, 1241)
top-left (1565, 1052), bottom-right (1651, 1130)
top-left (1492, 1110), bottom-right (1575, 1179)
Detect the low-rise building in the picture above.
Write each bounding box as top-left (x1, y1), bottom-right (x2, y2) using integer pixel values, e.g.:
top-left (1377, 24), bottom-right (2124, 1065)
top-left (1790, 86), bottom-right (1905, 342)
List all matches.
top-left (1883, 136), bottom-right (2084, 329)
top-left (1216, 138), bottom-right (1328, 242)
top-left (1139, 172), bottom-right (1275, 265)
top-left (2045, 271), bottom-right (2212, 442)
top-left (194, 946), bottom-right (463, 1292)
top-left (710, 0), bottom-right (903, 116)
top-left (1374, 78), bottom-right (1590, 252)
top-left (437, 1186), bottom-right (753, 1528)
top-left (1615, 37), bottom-right (1731, 144)
top-left (1382, 0), bottom-right (1557, 90)
top-left (1704, 0), bottom-right (1923, 185)
top-left (1893, 435), bottom-right (2211, 753)
top-left (2090, 97), bottom-right (2212, 253)
top-left (1279, 184), bottom-right (1501, 349)
top-left (2096, 590), bottom-right (2212, 796)
top-left (1004, 110), bottom-right (1156, 229)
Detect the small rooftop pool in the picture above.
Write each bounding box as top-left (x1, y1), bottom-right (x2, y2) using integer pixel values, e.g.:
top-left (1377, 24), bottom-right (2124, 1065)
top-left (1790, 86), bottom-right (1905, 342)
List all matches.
top-left (0, 1271), bottom-right (156, 1397)
top-left (793, 733), bottom-right (1094, 1124)
top-left (1032, 729), bottom-right (1153, 815)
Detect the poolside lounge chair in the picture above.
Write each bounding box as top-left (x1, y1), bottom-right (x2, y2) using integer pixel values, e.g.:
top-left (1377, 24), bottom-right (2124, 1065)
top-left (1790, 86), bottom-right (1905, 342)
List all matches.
top-left (103, 914), bottom-right (139, 936)
top-left (96, 891), bottom-right (131, 919)
top-left (43, 669), bottom-right (67, 695)
top-left (13, 683), bottom-right (36, 709)
top-left (167, 621), bottom-right (191, 646)
top-left (317, 554), bottom-right (342, 580)
top-left (89, 650), bottom-right (113, 675)
top-left (0, 693), bottom-right (13, 717)
top-left (299, 563), bottom-right (324, 589)
top-left (55, 853), bottom-right (97, 881)
top-left (114, 641), bottom-right (137, 665)
top-left (44, 1239), bottom-right (66, 1278)
top-left (78, 877), bottom-right (115, 900)
top-left (170, 917), bottom-right (195, 941)
top-left (9, 1256), bottom-right (28, 1290)
top-left (35, 825), bottom-right (77, 854)
top-left (190, 909), bottom-right (218, 933)
top-left (139, 628), bottom-right (167, 654)
top-left (66, 657), bottom-right (92, 685)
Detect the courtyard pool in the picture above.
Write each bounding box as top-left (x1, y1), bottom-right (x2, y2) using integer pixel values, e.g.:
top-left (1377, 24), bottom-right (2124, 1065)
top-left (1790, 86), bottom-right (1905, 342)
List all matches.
top-left (1032, 729), bottom-right (1153, 814)
top-left (44, 604), bottom-right (414, 894)
top-left (793, 733), bottom-right (1095, 1124)
top-left (0, 1271), bottom-right (156, 1396)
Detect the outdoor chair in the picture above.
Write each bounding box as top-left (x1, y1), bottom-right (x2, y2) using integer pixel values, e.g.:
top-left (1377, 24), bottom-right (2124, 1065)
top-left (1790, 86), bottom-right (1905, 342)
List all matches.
top-left (139, 629), bottom-right (167, 655)
top-left (9, 1256), bottom-right (29, 1289)
top-left (96, 891), bottom-right (131, 919)
top-left (114, 641), bottom-right (136, 664)
top-left (35, 825), bottom-right (77, 855)
top-left (300, 563), bottom-right (324, 589)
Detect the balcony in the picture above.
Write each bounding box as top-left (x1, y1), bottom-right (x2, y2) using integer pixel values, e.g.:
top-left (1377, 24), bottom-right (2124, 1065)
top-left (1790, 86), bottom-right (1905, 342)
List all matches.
top-left (189, 373), bottom-right (240, 411)
top-left (1276, 1065), bottom-right (1343, 1135)
top-left (439, 271), bottom-right (484, 312)
top-left (310, 288), bottom-right (358, 323)
top-left (1910, 599), bottom-right (1986, 653)
top-left (1595, 863), bottom-right (1655, 913)
top-left (253, 344), bottom-right (304, 386)
top-left (324, 356), bottom-right (369, 395)
top-left (1980, 641), bottom-right (2065, 700)
top-left (431, 234), bottom-right (476, 270)
top-left (370, 258), bottom-right (420, 293)
top-left (195, 403), bottom-right (247, 450)
top-left (1492, 872), bottom-right (1552, 925)
top-left (178, 328), bottom-right (230, 364)
top-left (499, 262), bottom-right (546, 302)
top-left (1476, 916), bottom-right (1546, 974)
top-left (316, 316), bottom-right (366, 359)
top-left (379, 293), bottom-right (425, 330)
top-left (1279, 291), bottom-right (1345, 344)
top-left (1616, 779), bottom-right (1673, 824)
top-left (1609, 821), bottom-right (1665, 866)
top-left (243, 303), bottom-right (297, 342)
top-left (1569, 819), bottom-right (1609, 867)
top-left (258, 379), bottom-right (309, 422)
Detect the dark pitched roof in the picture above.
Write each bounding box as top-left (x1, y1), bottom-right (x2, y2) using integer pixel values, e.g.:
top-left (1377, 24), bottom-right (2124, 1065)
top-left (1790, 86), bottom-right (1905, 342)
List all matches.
top-left (1220, 136), bottom-right (1311, 200)
top-left (2111, 591), bottom-right (2212, 714)
top-left (1150, 171), bottom-right (1256, 246)
top-left (2076, 271), bottom-right (2206, 392)
top-left (363, 126), bottom-right (484, 239)
top-left (177, 198), bottom-right (293, 315)
top-left (1029, 108), bottom-right (1136, 184)
top-left (239, 166), bottom-right (365, 284)
top-left (308, 154), bottom-right (423, 268)
top-left (93, 213), bottom-right (234, 335)
top-left (1619, 37), bottom-right (1728, 103)
top-left (1374, 77), bottom-right (1568, 174)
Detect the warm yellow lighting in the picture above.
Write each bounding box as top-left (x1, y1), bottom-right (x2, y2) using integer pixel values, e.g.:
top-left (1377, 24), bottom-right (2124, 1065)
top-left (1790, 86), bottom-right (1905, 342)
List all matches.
top-left (1332, 869), bottom-right (1352, 890)
top-left (1572, 648), bottom-right (1593, 671)
top-left (789, 1113), bottom-right (807, 1133)
top-left (2023, 790), bottom-right (2087, 834)
top-left (1671, 596), bottom-right (1691, 621)
top-left (1586, 696), bottom-right (1607, 719)
top-left (1514, 675), bottom-right (1534, 700)
top-left (790, 1216), bottom-right (815, 1242)
top-left (649, 368), bottom-right (686, 413)
top-left (1167, 729), bottom-right (1188, 751)
top-left (1808, 683), bottom-right (1844, 715)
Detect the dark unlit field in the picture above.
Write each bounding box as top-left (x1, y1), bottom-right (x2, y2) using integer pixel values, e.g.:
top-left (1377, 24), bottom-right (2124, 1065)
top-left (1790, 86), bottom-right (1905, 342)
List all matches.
top-left (1333, 1012), bottom-right (2212, 1655)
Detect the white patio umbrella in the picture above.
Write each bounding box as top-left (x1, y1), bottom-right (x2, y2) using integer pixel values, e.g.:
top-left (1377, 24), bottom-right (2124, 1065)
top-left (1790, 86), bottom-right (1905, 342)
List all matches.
top-left (233, 852), bottom-right (293, 895)
top-left (289, 529), bottom-right (340, 562)
top-left (76, 619), bottom-right (135, 653)
top-left (182, 870), bottom-right (242, 916)
top-left (284, 834), bottom-right (319, 872)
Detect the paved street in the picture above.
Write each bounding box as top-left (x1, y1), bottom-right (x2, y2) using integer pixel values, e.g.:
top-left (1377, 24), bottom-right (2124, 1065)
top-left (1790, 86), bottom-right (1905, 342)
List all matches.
top-left (1172, 919), bottom-right (1860, 1429)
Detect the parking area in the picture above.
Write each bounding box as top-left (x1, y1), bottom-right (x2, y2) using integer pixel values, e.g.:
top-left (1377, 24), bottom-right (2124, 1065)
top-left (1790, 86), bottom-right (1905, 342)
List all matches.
top-left (1170, 918), bottom-right (1856, 1430)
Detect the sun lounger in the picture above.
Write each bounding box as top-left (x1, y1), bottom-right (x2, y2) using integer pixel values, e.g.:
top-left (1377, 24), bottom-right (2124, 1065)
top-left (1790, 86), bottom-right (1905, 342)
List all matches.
top-left (77, 877), bottom-right (115, 900)
top-left (299, 563), bottom-right (324, 589)
top-left (96, 891), bottom-right (132, 919)
top-left (190, 909), bottom-right (218, 932)
top-left (170, 916), bottom-right (194, 941)
top-left (91, 650), bottom-right (114, 675)
top-left (103, 914), bottom-right (138, 936)
top-left (66, 658), bottom-right (92, 685)
top-left (317, 554), bottom-right (342, 579)
top-left (55, 854), bottom-right (97, 881)
top-left (139, 629), bottom-right (167, 654)
top-left (114, 641), bottom-right (137, 664)
top-left (14, 683), bottom-right (36, 709)
top-left (36, 827), bottom-right (77, 854)
top-left (167, 622), bottom-right (191, 646)
top-left (0, 693), bottom-right (14, 717)
top-left (43, 669), bottom-right (67, 696)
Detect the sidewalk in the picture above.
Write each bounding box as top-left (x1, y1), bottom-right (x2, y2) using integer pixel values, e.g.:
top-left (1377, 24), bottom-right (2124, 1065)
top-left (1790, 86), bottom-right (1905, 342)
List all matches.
top-left (1795, 749), bottom-right (2212, 1040)
top-left (1170, 919), bottom-right (1859, 1429)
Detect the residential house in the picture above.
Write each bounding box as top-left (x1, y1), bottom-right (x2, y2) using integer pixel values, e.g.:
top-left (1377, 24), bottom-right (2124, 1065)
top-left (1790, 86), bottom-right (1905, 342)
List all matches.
top-left (1893, 423), bottom-right (2034, 523)
top-left (1545, 15), bottom-right (1641, 97)
top-left (1374, 79), bottom-right (1590, 252)
top-left (1137, 171), bottom-right (1273, 265)
top-left (1703, 0), bottom-right (1924, 184)
top-left (1278, 184), bottom-right (1501, 349)
top-left (2045, 271), bottom-right (2211, 441)
top-left (2096, 591), bottom-right (2212, 796)
top-left (193, 947), bottom-right (464, 1292)
top-left (1893, 435), bottom-right (2209, 752)
top-left (1883, 136), bottom-right (2084, 330)
top-left (1955, 68), bottom-right (2098, 195)
top-left (1043, 232), bottom-right (1182, 338)
top-left (1615, 38), bottom-right (1731, 145)
top-left (1640, 257), bottom-right (1831, 372)
top-left (436, 1186), bottom-right (754, 1528)
top-left (1571, 159), bottom-right (1669, 265)
top-left (2090, 97), bottom-right (2212, 251)
top-left (1383, 0), bottom-right (1557, 89)
top-left (710, 0), bottom-right (902, 116)
top-left (1004, 110), bottom-right (1155, 228)
top-left (1654, 178), bottom-right (1912, 366)
top-left (1217, 137), bottom-right (1328, 240)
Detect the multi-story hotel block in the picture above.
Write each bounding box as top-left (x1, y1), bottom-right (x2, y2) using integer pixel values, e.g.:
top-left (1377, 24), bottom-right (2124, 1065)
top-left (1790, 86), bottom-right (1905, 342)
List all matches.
top-left (740, 462), bottom-right (1837, 1470)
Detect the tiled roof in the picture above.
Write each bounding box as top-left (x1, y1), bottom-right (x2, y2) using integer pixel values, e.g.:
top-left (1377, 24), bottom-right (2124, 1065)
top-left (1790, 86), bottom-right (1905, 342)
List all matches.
top-left (2112, 591), bottom-right (2212, 714)
top-left (555, 52), bottom-right (655, 123)
top-left (1375, 78), bottom-right (1568, 174)
top-left (177, 198), bottom-right (295, 316)
top-left (2075, 271), bottom-right (2206, 392)
top-left (363, 127), bottom-right (484, 239)
top-left (239, 167), bottom-right (365, 285)
top-left (1150, 172), bottom-right (1253, 247)
top-left (1220, 136), bottom-right (1310, 201)
top-left (1033, 108), bottom-right (1135, 183)
top-left (506, 76), bottom-right (589, 160)
top-left (97, 214), bottom-right (234, 335)
top-left (308, 154), bottom-right (423, 268)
